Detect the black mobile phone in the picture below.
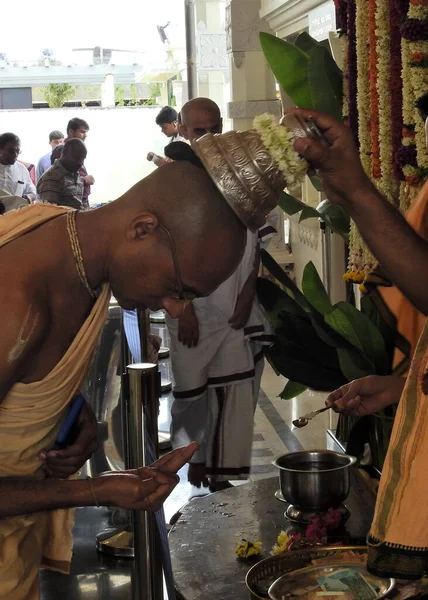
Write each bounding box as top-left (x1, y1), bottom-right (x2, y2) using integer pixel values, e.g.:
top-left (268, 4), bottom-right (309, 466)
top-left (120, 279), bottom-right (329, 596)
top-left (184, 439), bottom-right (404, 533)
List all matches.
top-left (50, 395), bottom-right (86, 450)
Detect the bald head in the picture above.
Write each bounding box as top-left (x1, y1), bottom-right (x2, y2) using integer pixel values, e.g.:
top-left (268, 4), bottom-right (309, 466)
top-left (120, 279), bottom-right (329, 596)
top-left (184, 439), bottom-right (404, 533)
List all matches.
top-left (60, 138), bottom-right (87, 173)
top-left (180, 97), bottom-right (223, 141)
top-left (104, 160), bottom-right (246, 311)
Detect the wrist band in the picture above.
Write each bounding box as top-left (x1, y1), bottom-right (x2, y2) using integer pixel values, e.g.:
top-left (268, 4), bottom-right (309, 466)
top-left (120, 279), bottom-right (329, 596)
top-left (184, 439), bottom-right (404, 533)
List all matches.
top-left (86, 476), bottom-right (100, 507)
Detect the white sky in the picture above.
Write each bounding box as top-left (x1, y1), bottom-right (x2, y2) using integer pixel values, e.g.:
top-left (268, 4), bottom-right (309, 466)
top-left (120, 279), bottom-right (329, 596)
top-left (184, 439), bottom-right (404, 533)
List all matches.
top-left (2, 0), bottom-right (185, 61)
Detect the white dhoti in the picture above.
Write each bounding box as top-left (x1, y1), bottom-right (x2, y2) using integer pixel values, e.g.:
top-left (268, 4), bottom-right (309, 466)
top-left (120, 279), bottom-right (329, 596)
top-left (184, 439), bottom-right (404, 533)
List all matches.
top-left (168, 229), bottom-right (274, 481)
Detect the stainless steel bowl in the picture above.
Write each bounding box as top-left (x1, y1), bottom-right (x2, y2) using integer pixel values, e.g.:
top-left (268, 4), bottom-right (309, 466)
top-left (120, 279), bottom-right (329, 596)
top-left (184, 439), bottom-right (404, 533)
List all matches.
top-left (272, 450), bottom-right (356, 511)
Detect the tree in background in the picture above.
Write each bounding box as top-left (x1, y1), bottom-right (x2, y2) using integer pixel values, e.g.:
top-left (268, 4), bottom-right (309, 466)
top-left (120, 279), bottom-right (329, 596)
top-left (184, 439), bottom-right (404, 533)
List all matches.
top-left (43, 84), bottom-right (76, 108)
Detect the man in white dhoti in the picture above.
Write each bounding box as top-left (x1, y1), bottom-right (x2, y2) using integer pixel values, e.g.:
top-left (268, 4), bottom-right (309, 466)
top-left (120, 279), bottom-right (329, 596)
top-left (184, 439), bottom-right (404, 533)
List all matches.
top-left (166, 99), bottom-right (275, 489)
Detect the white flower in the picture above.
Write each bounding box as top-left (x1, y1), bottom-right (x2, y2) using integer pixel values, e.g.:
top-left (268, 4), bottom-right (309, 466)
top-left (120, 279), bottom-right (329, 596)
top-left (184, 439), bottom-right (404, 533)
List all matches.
top-left (253, 114), bottom-right (308, 188)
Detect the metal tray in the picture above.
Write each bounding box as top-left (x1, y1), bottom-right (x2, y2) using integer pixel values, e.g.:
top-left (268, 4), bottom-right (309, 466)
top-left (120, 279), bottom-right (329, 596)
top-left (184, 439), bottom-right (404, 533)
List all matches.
top-left (268, 562), bottom-right (394, 600)
top-left (245, 546), bottom-right (368, 600)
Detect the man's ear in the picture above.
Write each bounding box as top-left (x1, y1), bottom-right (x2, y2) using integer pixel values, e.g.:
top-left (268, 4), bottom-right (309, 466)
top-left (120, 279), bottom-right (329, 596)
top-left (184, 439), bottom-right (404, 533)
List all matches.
top-left (127, 212), bottom-right (160, 241)
top-left (179, 122), bottom-right (189, 140)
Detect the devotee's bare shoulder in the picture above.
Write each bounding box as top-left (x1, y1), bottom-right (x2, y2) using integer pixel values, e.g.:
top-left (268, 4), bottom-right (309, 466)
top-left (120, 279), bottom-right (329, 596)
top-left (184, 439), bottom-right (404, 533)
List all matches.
top-left (0, 283), bottom-right (49, 402)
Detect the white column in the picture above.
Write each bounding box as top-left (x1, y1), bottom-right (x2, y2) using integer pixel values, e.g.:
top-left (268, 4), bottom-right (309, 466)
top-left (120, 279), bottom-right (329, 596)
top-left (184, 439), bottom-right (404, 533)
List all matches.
top-left (226, 0), bottom-right (280, 130)
top-left (101, 74), bottom-right (115, 108)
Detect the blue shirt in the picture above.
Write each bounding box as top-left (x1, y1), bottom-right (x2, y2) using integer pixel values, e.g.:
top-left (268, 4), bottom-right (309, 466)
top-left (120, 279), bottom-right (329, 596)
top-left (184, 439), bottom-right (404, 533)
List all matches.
top-left (36, 152), bottom-right (52, 182)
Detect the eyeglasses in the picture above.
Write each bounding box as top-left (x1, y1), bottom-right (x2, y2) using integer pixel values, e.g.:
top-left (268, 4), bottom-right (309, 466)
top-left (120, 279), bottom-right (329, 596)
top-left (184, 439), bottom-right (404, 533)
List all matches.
top-left (159, 223), bottom-right (198, 301)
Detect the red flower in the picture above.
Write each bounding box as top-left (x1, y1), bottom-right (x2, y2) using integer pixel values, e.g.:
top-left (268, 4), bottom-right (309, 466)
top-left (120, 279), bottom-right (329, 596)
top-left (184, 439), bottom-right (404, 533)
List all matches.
top-left (406, 175), bottom-right (420, 186)
top-left (412, 51), bottom-right (424, 62)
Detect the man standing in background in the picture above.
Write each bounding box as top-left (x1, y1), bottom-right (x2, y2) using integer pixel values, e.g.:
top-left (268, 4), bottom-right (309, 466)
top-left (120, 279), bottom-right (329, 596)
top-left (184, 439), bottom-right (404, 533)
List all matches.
top-left (37, 139), bottom-right (87, 210)
top-left (166, 98), bottom-right (273, 491)
top-left (51, 118), bottom-right (94, 210)
top-left (0, 132), bottom-right (36, 202)
top-left (147, 105), bottom-right (186, 167)
top-left (36, 130), bottom-right (64, 182)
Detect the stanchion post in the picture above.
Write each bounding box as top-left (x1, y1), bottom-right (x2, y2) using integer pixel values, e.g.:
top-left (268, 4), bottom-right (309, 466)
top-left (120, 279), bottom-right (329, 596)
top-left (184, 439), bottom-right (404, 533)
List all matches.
top-left (128, 363), bottom-right (163, 600)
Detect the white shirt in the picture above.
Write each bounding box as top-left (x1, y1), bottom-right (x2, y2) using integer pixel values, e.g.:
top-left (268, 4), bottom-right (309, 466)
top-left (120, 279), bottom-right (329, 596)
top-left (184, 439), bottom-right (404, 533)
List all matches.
top-left (0, 161), bottom-right (36, 198)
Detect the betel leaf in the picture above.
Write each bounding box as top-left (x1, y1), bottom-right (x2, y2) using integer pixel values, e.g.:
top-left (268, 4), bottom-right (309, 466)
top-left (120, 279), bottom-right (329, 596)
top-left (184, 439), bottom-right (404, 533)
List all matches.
top-left (302, 261), bottom-right (333, 316)
top-left (280, 380), bottom-right (308, 400)
top-left (279, 190), bottom-right (307, 216)
top-left (307, 46), bottom-right (342, 121)
top-left (259, 32), bottom-right (314, 109)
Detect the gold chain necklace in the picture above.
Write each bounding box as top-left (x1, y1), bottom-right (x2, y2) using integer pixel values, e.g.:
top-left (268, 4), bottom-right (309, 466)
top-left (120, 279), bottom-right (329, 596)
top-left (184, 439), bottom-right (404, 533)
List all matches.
top-left (66, 211), bottom-right (98, 299)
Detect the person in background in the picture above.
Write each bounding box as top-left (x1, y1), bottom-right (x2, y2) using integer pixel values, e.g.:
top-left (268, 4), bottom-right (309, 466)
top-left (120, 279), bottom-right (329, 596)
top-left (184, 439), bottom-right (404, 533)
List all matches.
top-left (51, 118), bottom-right (94, 209)
top-left (166, 98), bottom-right (274, 491)
top-left (0, 132), bottom-right (36, 202)
top-left (147, 105), bottom-right (186, 167)
top-left (36, 130), bottom-right (64, 182)
top-left (37, 139), bottom-right (87, 210)
top-left (179, 97), bottom-right (223, 139)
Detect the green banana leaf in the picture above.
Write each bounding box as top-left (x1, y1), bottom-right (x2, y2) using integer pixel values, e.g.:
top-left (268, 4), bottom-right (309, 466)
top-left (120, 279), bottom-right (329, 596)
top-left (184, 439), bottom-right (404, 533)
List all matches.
top-left (256, 278), bottom-right (307, 327)
top-left (278, 190), bottom-right (309, 216)
top-left (295, 33), bottom-right (343, 114)
top-left (267, 344), bottom-right (347, 391)
top-left (325, 302), bottom-right (389, 374)
top-left (316, 200), bottom-right (350, 244)
top-left (259, 32), bottom-right (314, 109)
top-left (280, 380), bottom-right (308, 400)
top-left (302, 261), bottom-right (333, 316)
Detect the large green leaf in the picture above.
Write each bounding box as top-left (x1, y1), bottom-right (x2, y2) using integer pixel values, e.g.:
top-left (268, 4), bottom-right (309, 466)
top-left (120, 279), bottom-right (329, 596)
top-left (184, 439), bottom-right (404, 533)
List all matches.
top-left (259, 32), bottom-right (314, 109)
top-left (276, 313), bottom-right (342, 371)
top-left (279, 191), bottom-right (306, 216)
top-left (295, 33), bottom-right (343, 110)
top-left (326, 302), bottom-right (389, 374)
top-left (299, 206), bottom-right (320, 222)
top-left (280, 380), bottom-right (308, 400)
top-left (307, 47), bottom-right (342, 120)
top-left (302, 261), bottom-right (333, 316)
top-left (261, 249), bottom-right (311, 311)
top-left (256, 278), bottom-right (307, 327)
top-left (337, 347), bottom-right (376, 381)
top-left (267, 345), bottom-right (347, 391)
top-left (309, 175), bottom-right (323, 192)
top-left (316, 200), bottom-right (350, 244)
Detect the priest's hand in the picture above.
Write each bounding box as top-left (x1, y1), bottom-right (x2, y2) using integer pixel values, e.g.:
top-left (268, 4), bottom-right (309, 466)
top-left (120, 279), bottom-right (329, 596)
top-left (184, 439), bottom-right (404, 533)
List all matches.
top-left (96, 443), bottom-right (198, 511)
top-left (284, 108), bottom-right (373, 208)
top-left (40, 402), bottom-right (98, 479)
top-left (326, 375), bottom-right (406, 416)
top-left (178, 301), bottom-right (199, 348)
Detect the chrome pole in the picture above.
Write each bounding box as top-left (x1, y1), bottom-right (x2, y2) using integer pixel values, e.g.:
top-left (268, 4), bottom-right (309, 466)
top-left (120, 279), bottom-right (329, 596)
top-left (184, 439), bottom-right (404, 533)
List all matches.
top-left (128, 363), bottom-right (163, 600)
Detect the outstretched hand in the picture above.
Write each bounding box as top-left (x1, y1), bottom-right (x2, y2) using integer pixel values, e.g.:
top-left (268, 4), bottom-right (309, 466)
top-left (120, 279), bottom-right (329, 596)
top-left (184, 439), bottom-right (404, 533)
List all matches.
top-left (326, 375), bottom-right (406, 417)
top-left (96, 442), bottom-right (198, 512)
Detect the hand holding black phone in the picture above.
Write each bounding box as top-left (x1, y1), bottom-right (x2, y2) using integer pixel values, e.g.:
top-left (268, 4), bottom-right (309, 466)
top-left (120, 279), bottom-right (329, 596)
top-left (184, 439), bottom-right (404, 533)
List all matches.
top-left (50, 394), bottom-right (86, 450)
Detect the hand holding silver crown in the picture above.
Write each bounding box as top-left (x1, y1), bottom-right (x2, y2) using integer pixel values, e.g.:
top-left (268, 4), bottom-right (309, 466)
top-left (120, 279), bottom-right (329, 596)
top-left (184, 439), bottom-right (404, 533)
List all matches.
top-left (191, 113), bottom-right (323, 231)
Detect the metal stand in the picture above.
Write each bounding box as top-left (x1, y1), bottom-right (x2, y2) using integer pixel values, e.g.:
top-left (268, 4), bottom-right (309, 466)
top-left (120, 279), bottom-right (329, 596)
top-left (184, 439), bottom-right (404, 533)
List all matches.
top-left (96, 311), bottom-right (164, 600)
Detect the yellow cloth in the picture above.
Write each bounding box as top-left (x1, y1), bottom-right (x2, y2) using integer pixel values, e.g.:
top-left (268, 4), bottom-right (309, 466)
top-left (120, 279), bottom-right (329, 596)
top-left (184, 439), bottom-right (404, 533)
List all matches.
top-left (0, 204), bottom-right (111, 599)
top-left (367, 318), bottom-right (428, 579)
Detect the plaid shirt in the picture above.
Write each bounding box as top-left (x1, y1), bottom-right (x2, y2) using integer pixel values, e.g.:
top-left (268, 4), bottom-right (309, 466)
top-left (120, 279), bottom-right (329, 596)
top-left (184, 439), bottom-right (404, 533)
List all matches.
top-left (51, 139), bottom-right (91, 203)
top-left (37, 160), bottom-right (86, 210)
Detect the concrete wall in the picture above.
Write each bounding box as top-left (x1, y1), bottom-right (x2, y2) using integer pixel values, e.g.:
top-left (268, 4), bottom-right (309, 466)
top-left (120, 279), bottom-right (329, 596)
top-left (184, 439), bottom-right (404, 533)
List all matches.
top-left (0, 106), bottom-right (172, 204)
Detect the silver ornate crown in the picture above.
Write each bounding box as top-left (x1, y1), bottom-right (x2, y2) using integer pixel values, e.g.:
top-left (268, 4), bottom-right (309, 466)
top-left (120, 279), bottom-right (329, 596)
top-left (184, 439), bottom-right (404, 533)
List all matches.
top-left (191, 130), bottom-right (286, 232)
